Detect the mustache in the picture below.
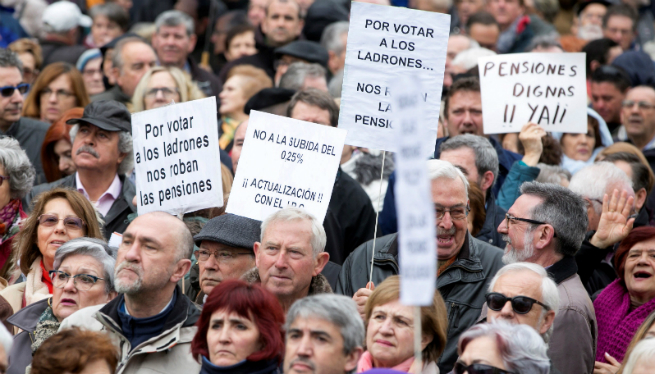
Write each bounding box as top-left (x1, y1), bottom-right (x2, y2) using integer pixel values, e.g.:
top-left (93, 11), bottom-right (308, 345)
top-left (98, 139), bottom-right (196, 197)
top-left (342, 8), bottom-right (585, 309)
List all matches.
top-left (76, 145), bottom-right (99, 158)
top-left (115, 261), bottom-right (143, 277)
top-left (502, 235), bottom-right (511, 244)
top-left (437, 227), bottom-right (456, 236)
top-left (288, 358), bottom-right (315, 371)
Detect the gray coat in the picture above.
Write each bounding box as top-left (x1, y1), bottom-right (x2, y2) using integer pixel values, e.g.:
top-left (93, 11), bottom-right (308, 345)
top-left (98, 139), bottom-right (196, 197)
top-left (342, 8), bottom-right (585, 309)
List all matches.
top-left (335, 233), bottom-right (504, 373)
top-left (1, 117), bottom-right (49, 185)
top-left (6, 298), bottom-right (49, 374)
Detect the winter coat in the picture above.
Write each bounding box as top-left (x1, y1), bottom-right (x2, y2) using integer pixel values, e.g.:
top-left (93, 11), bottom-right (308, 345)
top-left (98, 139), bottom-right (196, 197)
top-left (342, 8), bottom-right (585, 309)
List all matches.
top-left (6, 298), bottom-right (49, 374)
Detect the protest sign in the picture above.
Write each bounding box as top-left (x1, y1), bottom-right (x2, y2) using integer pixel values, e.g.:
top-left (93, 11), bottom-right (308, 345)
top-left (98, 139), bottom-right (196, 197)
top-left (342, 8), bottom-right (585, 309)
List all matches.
top-left (226, 110), bottom-right (347, 223)
top-left (132, 97), bottom-right (223, 215)
top-left (338, 1), bottom-right (450, 154)
top-left (392, 76), bottom-right (436, 306)
top-left (479, 53), bottom-right (587, 134)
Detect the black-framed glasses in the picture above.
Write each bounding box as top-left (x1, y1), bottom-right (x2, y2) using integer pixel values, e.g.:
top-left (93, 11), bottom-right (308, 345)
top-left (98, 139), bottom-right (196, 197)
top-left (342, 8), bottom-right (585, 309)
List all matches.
top-left (486, 292), bottom-right (551, 314)
top-left (454, 362), bottom-right (515, 374)
top-left (49, 270), bottom-right (105, 291)
top-left (435, 204), bottom-right (470, 220)
top-left (37, 214), bottom-right (86, 230)
top-left (622, 100), bottom-right (655, 110)
top-left (194, 248), bottom-right (253, 263)
top-left (504, 213), bottom-right (556, 237)
top-left (0, 175), bottom-right (8, 187)
top-left (0, 83), bottom-right (29, 97)
top-left (40, 88), bottom-right (74, 100)
top-left (145, 87), bottom-right (179, 99)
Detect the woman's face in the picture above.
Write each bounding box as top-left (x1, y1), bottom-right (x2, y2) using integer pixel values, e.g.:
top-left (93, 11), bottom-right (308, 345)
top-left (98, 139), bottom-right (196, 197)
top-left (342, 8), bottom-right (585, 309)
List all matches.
top-left (54, 139), bottom-right (76, 176)
top-left (0, 164), bottom-right (10, 209)
top-left (206, 309), bottom-right (261, 366)
top-left (52, 254), bottom-right (113, 321)
top-left (144, 71), bottom-right (181, 110)
top-left (225, 31), bottom-right (257, 62)
top-left (624, 238), bottom-right (655, 305)
top-left (91, 15), bottom-right (123, 47)
top-left (36, 198), bottom-right (86, 271)
top-left (82, 57), bottom-right (105, 96)
top-left (39, 74), bottom-right (78, 124)
top-left (561, 123), bottom-right (596, 161)
top-left (457, 336), bottom-right (507, 371)
top-left (218, 76), bottom-right (248, 117)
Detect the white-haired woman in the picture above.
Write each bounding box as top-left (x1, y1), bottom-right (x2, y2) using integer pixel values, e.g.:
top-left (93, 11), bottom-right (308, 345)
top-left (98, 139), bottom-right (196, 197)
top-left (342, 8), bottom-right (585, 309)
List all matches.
top-left (621, 339), bottom-right (655, 374)
top-left (6, 238), bottom-right (116, 374)
top-left (131, 66), bottom-right (205, 112)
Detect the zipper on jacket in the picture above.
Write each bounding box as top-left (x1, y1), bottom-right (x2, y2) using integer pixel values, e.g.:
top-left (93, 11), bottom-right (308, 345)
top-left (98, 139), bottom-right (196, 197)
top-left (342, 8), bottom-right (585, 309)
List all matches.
top-left (448, 302), bottom-right (461, 330)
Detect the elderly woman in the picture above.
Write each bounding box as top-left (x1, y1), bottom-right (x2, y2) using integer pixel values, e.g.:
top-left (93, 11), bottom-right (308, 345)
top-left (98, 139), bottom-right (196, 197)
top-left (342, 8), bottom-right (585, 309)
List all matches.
top-left (620, 339), bottom-right (655, 374)
top-left (6, 238), bottom-right (116, 374)
top-left (22, 62), bottom-right (89, 124)
top-left (358, 276), bottom-right (447, 374)
top-left (132, 66), bottom-right (205, 112)
top-left (0, 188), bottom-right (103, 316)
top-left (77, 49), bottom-right (105, 96)
top-left (455, 321), bottom-right (550, 374)
top-left (594, 226), bottom-right (655, 372)
top-left (191, 279), bottom-right (285, 374)
top-left (0, 138), bottom-right (35, 284)
top-left (40, 107), bottom-right (82, 183)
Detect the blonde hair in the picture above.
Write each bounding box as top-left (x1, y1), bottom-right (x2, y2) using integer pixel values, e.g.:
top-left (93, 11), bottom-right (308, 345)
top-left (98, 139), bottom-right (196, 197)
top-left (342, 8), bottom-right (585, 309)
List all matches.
top-left (226, 65), bottom-right (273, 101)
top-left (131, 66), bottom-right (206, 112)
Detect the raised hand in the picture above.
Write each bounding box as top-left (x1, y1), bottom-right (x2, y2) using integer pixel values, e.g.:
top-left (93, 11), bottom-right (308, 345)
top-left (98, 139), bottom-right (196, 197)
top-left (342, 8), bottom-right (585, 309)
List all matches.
top-left (518, 122), bottom-right (546, 166)
top-left (590, 189), bottom-right (635, 249)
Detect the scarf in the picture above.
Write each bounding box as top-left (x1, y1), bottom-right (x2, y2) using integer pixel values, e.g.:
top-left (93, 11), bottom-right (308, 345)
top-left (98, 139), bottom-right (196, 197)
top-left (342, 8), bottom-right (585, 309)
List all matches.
top-left (594, 279), bottom-right (655, 362)
top-left (357, 351), bottom-right (414, 373)
top-left (23, 257), bottom-right (52, 307)
top-left (200, 356), bottom-right (281, 374)
top-left (30, 301), bottom-right (60, 354)
top-left (0, 199), bottom-right (21, 241)
top-left (40, 259), bottom-right (53, 293)
top-left (219, 116), bottom-right (241, 151)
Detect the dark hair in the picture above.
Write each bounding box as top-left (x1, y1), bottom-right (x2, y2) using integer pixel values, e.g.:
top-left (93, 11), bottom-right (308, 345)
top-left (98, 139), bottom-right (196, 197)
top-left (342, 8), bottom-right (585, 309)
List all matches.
top-left (31, 327), bottom-right (118, 374)
top-left (614, 227), bottom-right (655, 283)
top-left (443, 76), bottom-right (480, 119)
top-left (224, 24), bottom-right (256, 51)
top-left (287, 88), bottom-right (339, 127)
top-left (603, 152), bottom-right (655, 195)
top-left (467, 182), bottom-right (486, 236)
top-left (590, 65), bottom-right (631, 92)
top-left (518, 134), bottom-right (562, 166)
top-left (583, 38), bottom-right (619, 78)
top-left (466, 11), bottom-right (499, 30)
top-left (191, 279), bottom-right (285, 363)
top-left (603, 4), bottom-right (638, 31)
top-left (527, 35), bottom-right (563, 52)
top-left (90, 3), bottom-right (130, 32)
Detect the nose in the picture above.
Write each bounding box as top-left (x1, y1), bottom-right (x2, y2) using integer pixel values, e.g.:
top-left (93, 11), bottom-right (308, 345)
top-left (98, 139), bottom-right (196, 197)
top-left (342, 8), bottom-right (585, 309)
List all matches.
top-left (439, 212), bottom-right (454, 230)
top-left (63, 276), bottom-right (78, 292)
top-left (274, 252), bottom-right (288, 269)
top-left (497, 217), bottom-right (508, 234)
top-left (378, 317), bottom-right (394, 335)
top-left (218, 325), bottom-right (231, 343)
top-left (499, 299), bottom-right (515, 317)
top-left (122, 240), bottom-right (141, 263)
top-left (462, 110), bottom-right (473, 124)
top-left (155, 89), bottom-right (165, 100)
top-left (204, 253), bottom-right (219, 271)
top-left (11, 87), bottom-right (23, 102)
top-left (47, 90), bottom-right (58, 102)
top-left (54, 218), bottom-right (67, 233)
top-left (297, 335), bottom-right (313, 357)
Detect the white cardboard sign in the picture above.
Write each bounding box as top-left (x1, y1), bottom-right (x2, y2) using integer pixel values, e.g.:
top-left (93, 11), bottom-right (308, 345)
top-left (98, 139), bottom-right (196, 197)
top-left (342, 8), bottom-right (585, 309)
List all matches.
top-left (132, 97), bottom-right (223, 215)
top-left (479, 53), bottom-right (587, 134)
top-left (338, 2), bottom-right (450, 153)
top-left (226, 111), bottom-right (347, 223)
top-left (392, 76), bottom-right (437, 306)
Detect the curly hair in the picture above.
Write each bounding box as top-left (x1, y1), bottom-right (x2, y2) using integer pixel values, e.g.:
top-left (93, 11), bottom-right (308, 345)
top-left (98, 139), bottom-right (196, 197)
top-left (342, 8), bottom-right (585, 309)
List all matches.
top-left (0, 137), bottom-right (36, 200)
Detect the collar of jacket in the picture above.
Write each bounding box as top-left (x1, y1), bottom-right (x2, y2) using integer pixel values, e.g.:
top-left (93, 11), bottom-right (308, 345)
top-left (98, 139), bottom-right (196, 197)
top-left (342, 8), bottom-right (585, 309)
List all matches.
top-left (7, 298), bottom-right (50, 333)
top-left (108, 85), bottom-right (132, 103)
top-left (241, 267), bottom-right (333, 294)
top-left (547, 255), bottom-right (578, 284)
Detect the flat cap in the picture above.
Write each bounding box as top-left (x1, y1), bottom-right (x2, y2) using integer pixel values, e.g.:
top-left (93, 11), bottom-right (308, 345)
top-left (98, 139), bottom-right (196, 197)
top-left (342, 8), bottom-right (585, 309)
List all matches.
top-left (194, 214), bottom-right (261, 250)
top-left (67, 100), bottom-right (131, 133)
top-left (274, 41), bottom-right (329, 68)
top-left (244, 87), bottom-right (296, 114)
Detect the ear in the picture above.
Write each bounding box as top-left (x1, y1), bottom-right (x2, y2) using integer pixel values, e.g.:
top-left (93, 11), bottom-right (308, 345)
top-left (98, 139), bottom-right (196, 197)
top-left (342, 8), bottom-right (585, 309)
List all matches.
top-left (327, 51), bottom-right (338, 73)
top-left (188, 34), bottom-right (197, 53)
top-left (113, 66), bottom-right (123, 86)
top-left (539, 310), bottom-right (556, 336)
top-left (536, 224), bottom-right (556, 249)
top-left (344, 347), bottom-right (363, 372)
top-left (170, 258), bottom-right (192, 283)
top-left (421, 332), bottom-right (434, 351)
top-left (635, 188), bottom-right (647, 211)
top-left (253, 242), bottom-right (261, 267)
top-left (480, 170), bottom-right (495, 195)
top-left (117, 151), bottom-right (127, 165)
top-left (312, 252), bottom-right (329, 276)
top-left (589, 60), bottom-right (600, 73)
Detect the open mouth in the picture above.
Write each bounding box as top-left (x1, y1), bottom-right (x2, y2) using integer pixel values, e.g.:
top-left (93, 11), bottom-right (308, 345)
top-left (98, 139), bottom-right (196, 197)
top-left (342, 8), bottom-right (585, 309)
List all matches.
top-left (50, 240), bottom-right (66, 247)
top-left (634, 271), bottom-right (652, 279)
top-left (438, 235), bottom-right (454, 246)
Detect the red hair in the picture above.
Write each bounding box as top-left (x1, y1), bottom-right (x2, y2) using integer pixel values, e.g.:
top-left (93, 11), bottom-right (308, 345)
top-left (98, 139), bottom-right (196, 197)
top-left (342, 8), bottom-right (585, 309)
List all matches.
top-left (191, 279), bottom-right (285, 363)
top-left (40, 107), bottom-right (84, 182)
top-left (614, 227), bottom-right (655, 283)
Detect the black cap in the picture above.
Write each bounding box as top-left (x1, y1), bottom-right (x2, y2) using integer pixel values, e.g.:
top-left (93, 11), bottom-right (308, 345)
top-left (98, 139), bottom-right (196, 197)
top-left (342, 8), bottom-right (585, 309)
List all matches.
top-left (302, 0), bottom-right (349, 42)
top-left (194, 214), bottom-right (261, 250)
top-left (576, 0), bottom-right (612, 15)
top-left (244, 87), bottom-right (297, 114)
top-left (67, 100), bottom-right (132, 133)
top-left (274, 41), bottom-right (329, 68)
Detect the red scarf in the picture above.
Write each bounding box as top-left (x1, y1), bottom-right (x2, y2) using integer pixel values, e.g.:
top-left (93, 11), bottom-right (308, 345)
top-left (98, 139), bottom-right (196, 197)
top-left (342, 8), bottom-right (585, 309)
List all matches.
top-left (40, 260), bottom-right (53, 294)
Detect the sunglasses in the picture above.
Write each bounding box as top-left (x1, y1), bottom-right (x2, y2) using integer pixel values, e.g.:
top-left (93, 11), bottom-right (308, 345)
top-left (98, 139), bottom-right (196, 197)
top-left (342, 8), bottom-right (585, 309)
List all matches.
top-left (486, 292), bottom-right (550, 314)
top-left (453, 362), bottom-right (515, 374)
top-left (37, 214), bottom-right (86, 230)
top-left (0, 83), bottom-right (30, 97)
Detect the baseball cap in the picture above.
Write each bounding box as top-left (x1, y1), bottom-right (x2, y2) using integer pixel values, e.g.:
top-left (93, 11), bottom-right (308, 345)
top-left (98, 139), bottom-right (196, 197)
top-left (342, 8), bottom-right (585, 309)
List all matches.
top-left (67, 101), bottom-right (132, 133)
top-left (42, 2), bottom-right (92, 33)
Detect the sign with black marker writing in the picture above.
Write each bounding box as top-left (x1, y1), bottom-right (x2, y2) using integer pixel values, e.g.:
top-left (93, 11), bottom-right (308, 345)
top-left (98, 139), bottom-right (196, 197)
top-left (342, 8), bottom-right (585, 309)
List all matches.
top-left (226, 111), bottom-right (347, 222)
top-left (132, 97), bottom-right (223, 215)
top-left (479, 53), bottom-right (587, 134)
top-left (338, 1), bottom-right (450, 153)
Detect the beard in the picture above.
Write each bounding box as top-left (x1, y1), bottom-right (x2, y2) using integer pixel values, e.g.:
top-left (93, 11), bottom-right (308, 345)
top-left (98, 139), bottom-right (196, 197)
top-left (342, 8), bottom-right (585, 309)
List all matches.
top-left (577, 24), bottom-right (603, 41)
top-left (114, 262), bottom-right (145, 295)
top-left (502, 230), bottom-right (535, 264)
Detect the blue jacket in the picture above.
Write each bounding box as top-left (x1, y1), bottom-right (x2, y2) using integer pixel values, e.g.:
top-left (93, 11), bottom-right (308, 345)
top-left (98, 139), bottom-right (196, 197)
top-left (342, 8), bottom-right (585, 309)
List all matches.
top-left (496, 161), bottom-right (541, 211)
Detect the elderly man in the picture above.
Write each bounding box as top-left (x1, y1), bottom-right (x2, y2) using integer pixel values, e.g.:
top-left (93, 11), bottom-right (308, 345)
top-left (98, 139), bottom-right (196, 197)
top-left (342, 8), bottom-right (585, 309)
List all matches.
top-left (497, 181), bottom-right (596, 374)
top-left (603, 4), bottom-right (638, 51)
top-left (617, 86), bottom-right (655, 167)
top-left (39, 1), bottom-right (90, 67)
top-left (92, 37), bottom-right (157, 105)
top-left (337, 160), bottom-right (504, 373)
top-left (26, 100), bottom-right (136, 239)
top-left (590, 66), bottom-right (631, 134)
top-left (279, 62), bottom-right (328, 92)
top-left (59, 212), bottom-right (199, 374)
top-left (284, 294), bottom-right (364, 374)
top-left (247, 207), bottom-right (331, 311)
top-left (0, 49), bottom-right (48, 185)
top-left (488, 0), bottom-right (534, 53)
top-left (187, 214), bottom-right (260, 304)
top-left (152, 10), bottom-right (222, 98)
top-left (320, 21), bottom-right (349, 76)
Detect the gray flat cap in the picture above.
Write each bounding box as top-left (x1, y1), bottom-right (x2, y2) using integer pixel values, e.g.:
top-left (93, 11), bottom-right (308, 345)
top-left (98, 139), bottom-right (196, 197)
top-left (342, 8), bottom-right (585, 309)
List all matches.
top-left (194, 214), bottom-right (261, 250)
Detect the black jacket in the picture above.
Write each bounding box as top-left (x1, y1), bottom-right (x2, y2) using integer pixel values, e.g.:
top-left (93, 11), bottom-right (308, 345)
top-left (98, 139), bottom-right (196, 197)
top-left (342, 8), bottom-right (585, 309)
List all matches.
top-left (335, 232), bottom-right (504, 373)
top-left (474, 194), bottom-right (507, 249)
top-left (188, 57), bottom-right (222, 99)
top-left (6, 298), bottom-right (49, 374)
top-left (91, 85), bottom-right (132, 105)
top-left (1, 117), bottom-right (49, 185)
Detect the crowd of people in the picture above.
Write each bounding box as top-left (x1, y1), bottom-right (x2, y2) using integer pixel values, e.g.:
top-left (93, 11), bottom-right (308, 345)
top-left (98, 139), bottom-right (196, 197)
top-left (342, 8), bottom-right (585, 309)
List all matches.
top-left (1, 0), bottom-right (655, 373)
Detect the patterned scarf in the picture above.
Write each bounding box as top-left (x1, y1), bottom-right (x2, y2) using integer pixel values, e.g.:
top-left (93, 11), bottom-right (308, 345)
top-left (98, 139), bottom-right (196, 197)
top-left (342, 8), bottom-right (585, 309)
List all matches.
top-left (0, 199), bottom-right (21, 243)
top-left (219, 116), bottom-right (241, 151)
top-left (30, 301), bottom-right (60, 354)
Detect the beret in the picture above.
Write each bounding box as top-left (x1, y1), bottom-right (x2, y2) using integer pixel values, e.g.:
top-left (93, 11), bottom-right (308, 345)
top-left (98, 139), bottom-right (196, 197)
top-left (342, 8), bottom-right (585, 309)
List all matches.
top-left (302, 0), bottom-right (349, 42)
top-left (274, 40), bottom-right (329, 68)
top-left (194, 214), bottom-right (262, 250)
top-left (244, 87), bottom-right (297, 114)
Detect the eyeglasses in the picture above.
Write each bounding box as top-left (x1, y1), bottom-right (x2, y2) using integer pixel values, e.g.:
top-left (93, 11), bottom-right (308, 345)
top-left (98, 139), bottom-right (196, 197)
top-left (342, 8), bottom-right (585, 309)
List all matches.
top-left (453, 362), bottom-right (515, 374)
top-left (37, 214), bottom-right (86, 231)
top-left (195, 248), bottom-right (253, 263)
top-left (622, 100), bottom-right (655, 110)
top-left (40, 88), bottom-right (75, 100)
top-left (435, 204), bottom-right (470, 220)
top-left (145, 87), bottom-right (179, 99)
top-left (49, 270), bottom-right (105, 291)
top-left (486, 292), bottom-right (550, 314)
top-left (504, 213), bottom-right (556, 237)
top-left (0, 175), bottom-right (8, 187)
top-left (0, 83), bottom-right (30, 97)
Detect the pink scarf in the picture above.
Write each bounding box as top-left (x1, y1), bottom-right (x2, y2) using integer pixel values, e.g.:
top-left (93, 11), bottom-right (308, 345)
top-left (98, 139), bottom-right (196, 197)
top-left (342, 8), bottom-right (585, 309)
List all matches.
top-left (357, 351), bottom-right (415, 373)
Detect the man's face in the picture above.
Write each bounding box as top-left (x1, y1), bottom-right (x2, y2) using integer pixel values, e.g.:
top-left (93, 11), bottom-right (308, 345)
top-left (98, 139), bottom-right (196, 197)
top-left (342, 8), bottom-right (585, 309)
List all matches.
top-left (254, 219), bottom-right (328, 302)
top-left (153, 24), bottom-right (196, 68)
top-left (488, 0), bottom-right (524, 30)
top-left (621, 86), bottom-right (655, 141)
top-left (275, 55), bottom-right (305, 85)
top-left (291, 102), bottom-right (331, 126)
top-left (591, 81), bottom-right (626, 124)
top-left (579, 3), bottom-right (606, 27)
top-left (0, 66), bottom-right (24, 130)
top-left (468, 23), bottom-right (499, 51)
top-left (261, 0), bottom-right (304, 47)
top-left (447, 35), bottom-right (471, 61)
top-left (603, 15), bottom-right (635, 51)
top-left (115, 42), bottom-right (158, 97)
top-left (71, 124), bottom-right (126, 174)
top-left (432, 177), bottom-right (469, 261)
top-left (327, 32), bottom-right (348, 74)
top-left (248, 0), bottom-right (268, 26)
top-left (284, 316), bottom-right (360, 374)
top-left (196, 240), bottom-right (255, 296)
top-left (440, 147), bottom-right (492, 196)
top-left (498, 194), bottom-right (543, 263)
top-left (456, 0), bottom-right (485, 24)
top-left (231, 120), bottom-right (248, 173)
top-left (445, 91), bottom-right (483, 136)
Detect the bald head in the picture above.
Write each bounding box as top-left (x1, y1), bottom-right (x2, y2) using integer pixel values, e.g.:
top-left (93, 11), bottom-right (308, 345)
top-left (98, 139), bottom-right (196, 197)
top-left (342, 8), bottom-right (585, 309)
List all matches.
top-left (132, 211), bottom-right (194, 260)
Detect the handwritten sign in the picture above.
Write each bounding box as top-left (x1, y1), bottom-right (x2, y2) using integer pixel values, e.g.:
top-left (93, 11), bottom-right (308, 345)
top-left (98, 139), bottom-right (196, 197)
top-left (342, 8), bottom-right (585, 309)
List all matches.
top-left (132, 97), bottom-right (223, 215)
top-left (226, 111), bottom-right (347, 222)
top-left (479, 53), bottom-right (587, 134)
top-left (338, 1), bottom-right (450, 154)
